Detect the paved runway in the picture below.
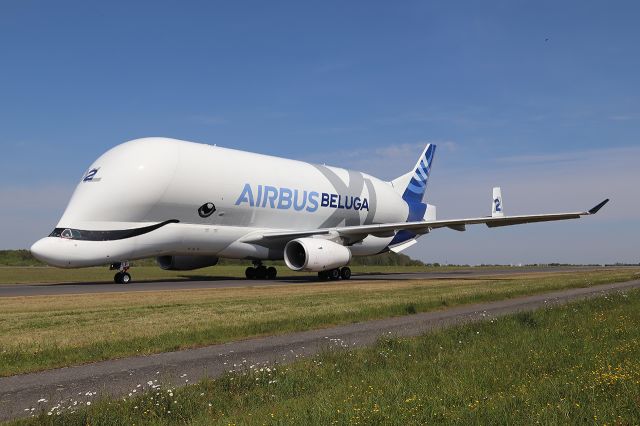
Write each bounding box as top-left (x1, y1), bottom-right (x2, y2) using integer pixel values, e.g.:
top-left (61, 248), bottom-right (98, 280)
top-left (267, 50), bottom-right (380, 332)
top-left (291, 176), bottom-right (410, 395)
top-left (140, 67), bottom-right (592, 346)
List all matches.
top-left (1, 277), bottom-right (639, 421)
top-left (0, 266), bottom-right (606, 297)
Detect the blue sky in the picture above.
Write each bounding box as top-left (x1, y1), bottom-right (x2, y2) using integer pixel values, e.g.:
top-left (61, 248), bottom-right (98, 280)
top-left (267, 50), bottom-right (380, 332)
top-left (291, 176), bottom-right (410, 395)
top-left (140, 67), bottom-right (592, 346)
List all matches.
top-left (1, 1), bottom-right (638, 263)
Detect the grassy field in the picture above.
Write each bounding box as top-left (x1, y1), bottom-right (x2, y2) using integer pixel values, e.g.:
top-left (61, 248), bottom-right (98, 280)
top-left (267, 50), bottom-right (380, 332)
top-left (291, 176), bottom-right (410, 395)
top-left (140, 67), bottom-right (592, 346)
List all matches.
top-left (14, 286), bottom-right (640, 425)
top-left (1, 268), bottom-right (639, 377)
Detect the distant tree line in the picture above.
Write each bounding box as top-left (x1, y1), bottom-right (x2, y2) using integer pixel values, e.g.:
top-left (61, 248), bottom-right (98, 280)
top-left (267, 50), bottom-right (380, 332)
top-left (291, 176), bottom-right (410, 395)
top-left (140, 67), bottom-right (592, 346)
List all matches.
top-left (0, 249), bottom-right (426, 267)
top-left (0, 250), bottom-right (41, 266)
top-left (2, 249), bottom-right (636, 268)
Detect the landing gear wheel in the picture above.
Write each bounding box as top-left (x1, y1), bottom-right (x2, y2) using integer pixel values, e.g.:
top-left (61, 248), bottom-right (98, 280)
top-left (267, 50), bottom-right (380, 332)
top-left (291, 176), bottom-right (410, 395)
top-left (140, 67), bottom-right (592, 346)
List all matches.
top-left (328, 268), bottom-right (340, 281)
top-left (111, 261), bottom-right (131, 284)
top-left (245, 267), bottom-right (256, 279)
top-left (340, 267), bottom-right (352, 280)
top-left (114, 272), bottom-right (131, 284)
top-left (255, 265), bottom-right (267, 279)
top-left (266, 266), bottom-right (277, 280)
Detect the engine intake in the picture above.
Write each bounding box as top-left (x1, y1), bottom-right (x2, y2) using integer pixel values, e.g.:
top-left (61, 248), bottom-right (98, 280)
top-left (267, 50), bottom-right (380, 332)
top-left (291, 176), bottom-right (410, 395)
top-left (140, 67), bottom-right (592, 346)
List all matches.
top-left (284, 238), bottom-right (351, 272)
top-left (156, 255), bottom-right (219, 271)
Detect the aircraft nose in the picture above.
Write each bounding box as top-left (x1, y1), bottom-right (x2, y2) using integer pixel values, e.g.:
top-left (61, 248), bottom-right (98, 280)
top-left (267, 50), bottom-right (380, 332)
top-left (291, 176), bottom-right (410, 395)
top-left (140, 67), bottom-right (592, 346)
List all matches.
top-left (30, 238), bottom-right (67, 267)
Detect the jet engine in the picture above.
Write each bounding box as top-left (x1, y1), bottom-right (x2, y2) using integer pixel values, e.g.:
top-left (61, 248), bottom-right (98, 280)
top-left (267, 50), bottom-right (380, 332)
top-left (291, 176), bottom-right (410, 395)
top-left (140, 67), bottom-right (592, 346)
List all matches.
top-left (156, 255), bottom-right (219, 271)
top-left (284, 238), bottom-right (351, 272)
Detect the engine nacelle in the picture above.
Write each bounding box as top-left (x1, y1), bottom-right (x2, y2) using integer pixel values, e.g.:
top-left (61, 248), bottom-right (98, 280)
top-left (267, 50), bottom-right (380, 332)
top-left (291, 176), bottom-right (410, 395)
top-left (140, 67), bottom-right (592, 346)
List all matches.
top-left (156, 255), bottom-right (219, 271)
top-left (284, 238), bottom-right (351, 272)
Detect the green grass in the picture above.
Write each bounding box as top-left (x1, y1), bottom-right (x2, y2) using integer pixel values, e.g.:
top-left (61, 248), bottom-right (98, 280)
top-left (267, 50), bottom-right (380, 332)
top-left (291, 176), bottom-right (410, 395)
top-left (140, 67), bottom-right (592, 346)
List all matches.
top-left (1, 268), bottom-right (639, 377)
top-left (15, 287), bottom-right (640, 425)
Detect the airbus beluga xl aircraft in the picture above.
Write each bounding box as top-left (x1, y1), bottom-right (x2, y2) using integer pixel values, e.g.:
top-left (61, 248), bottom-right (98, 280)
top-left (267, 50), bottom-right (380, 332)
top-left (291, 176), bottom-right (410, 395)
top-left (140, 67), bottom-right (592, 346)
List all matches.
top-left (30, 137), bottom-right (608, 284)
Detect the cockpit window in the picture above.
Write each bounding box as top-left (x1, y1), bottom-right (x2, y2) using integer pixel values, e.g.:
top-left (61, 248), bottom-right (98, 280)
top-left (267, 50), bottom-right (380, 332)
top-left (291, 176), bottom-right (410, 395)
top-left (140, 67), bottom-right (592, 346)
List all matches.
top-left (60, 229), bottom-right (73, 239)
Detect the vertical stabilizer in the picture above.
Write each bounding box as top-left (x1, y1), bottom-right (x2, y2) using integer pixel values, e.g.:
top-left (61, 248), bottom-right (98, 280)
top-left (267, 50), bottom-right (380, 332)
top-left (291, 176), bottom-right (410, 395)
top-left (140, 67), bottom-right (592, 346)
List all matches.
top-left (389, 144), bottom-right (436, 222)
top-left (396, 144), bottom-right (436, 203)
top-left (386, 144), bottom-right (437, 250)
top-left (492, 187), bottom-right (504, 217)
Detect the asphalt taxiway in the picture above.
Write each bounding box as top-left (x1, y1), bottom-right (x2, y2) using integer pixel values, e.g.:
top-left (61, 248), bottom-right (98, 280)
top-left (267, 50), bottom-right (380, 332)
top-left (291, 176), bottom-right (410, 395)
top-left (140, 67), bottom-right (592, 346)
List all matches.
top-left (1, 277), bottom-right (639, 421)
top-left (0, 266), bottom-right (609, 297)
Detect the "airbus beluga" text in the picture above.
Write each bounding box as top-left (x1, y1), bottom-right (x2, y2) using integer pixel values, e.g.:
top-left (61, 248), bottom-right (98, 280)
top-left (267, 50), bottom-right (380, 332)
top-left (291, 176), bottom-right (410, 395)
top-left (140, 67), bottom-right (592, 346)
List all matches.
top-left (234, 183), bottom-right (369, 212)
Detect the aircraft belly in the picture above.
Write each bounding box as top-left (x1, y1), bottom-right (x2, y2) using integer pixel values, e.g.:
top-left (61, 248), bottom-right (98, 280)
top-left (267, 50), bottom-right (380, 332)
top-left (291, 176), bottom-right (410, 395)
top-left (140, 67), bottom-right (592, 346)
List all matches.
top-left (132, 224), bottom-right (247, 257)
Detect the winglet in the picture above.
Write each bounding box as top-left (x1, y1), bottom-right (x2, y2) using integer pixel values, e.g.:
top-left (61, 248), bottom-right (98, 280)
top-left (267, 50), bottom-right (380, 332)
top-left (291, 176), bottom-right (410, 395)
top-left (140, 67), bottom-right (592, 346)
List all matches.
top-left (492, 187), bottom-right (504, 218)
top-left (588, 198), bottom-right (609, 215)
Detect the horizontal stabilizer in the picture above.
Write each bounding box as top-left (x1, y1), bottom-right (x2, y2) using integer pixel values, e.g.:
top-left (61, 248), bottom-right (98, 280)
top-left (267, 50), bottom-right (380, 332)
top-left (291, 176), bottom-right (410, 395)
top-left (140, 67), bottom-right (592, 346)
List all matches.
top-left (389, 239), bottom-right (417, 253)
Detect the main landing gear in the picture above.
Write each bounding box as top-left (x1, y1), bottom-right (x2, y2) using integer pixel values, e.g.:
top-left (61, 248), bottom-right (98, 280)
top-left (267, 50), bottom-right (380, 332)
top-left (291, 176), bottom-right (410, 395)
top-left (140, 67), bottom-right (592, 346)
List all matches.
top-left (318, 267), bottom-right (351, 281)
top-left (245, 261), bottom-right (277, 280)
top-left (110, 261), bottom-right (132, 284)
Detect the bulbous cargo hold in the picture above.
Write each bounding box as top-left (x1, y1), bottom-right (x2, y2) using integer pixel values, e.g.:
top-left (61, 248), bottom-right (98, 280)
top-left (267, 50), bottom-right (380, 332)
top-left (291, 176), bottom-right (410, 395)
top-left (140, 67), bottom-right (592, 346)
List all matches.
top-left (55, 137), bottom-right (408, 232)
top-left (30, 137), bottom-right (411, 280)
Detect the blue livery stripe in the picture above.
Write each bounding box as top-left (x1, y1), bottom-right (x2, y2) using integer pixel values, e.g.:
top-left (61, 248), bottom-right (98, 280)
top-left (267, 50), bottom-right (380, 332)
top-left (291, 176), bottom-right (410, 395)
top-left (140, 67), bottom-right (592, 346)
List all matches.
top-left (401, 144), bottom-right (436, 210)
top-left (407, 181), bottom-right (424, 193)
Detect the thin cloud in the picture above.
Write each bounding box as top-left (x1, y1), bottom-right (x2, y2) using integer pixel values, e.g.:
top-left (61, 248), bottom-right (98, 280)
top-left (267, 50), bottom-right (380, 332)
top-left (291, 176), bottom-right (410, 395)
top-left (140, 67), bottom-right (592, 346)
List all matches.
top-left (190, 115), bottom-right (228, 125)
top-left (314, 60), bottom-right (354, 73)
top-left (0, 184), bottom-right (74, 249)
top-left (407, 144), bottom-right (639, 264)
top-left (376, 109), bottom-right (507, 128)
top-left (495, 146), bottom-right (640, 166)
top-left (302, 140), bottom-right (456, 179)
top-left (609, 113), bottom-right (640, 121)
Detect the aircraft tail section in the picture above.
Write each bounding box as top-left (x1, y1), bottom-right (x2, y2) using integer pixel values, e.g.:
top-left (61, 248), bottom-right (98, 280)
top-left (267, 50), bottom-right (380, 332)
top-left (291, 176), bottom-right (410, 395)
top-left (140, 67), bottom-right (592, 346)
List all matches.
top-left (390, 144), bottom-right (436, 221)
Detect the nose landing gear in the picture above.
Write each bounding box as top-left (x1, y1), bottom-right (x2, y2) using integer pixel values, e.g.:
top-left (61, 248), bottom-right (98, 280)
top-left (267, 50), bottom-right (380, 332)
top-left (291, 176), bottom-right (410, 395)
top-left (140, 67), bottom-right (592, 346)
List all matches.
top-left (110, 261), bottom-right (132, 284)
top-left (245, 261), bottom-right (278, 280)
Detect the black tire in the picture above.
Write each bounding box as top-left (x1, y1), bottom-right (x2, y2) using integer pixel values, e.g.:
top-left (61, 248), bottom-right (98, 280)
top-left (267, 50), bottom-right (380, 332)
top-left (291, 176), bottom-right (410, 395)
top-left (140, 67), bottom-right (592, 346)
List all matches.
top-left (318, 271), bottom-right (328, 281)
top-left (114, 272), bottom-right (123, 284)
top-left (266, 266), bottom-right (277, 279)
top-left (328, 268), bottom-right (340, 280)
top-left (121, 272), bottom-right (131, 284)
top-left (255, 266), bottom-right (267, 279)
top-left (340, 267), bottom-right (351, 280)
top-left (245, 267), bottom-right (256, 279)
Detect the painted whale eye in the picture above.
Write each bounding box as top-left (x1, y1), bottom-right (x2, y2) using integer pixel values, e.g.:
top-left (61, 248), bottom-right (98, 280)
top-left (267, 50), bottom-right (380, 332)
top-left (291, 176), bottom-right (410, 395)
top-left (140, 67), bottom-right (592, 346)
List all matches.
top-left (198, 202), bottom-right (216, 218)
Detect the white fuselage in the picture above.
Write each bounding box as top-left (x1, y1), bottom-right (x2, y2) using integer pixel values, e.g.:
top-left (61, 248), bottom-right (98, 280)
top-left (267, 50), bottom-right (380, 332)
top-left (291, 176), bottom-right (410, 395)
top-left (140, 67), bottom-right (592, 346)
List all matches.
top-left (31, 138), bottom-right (411, 267)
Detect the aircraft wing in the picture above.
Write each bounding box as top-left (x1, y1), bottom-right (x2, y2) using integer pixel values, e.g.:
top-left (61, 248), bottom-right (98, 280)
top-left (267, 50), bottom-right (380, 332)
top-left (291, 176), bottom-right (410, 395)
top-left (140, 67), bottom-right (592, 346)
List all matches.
top-left (242, 199), bottom-right (609, 245)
